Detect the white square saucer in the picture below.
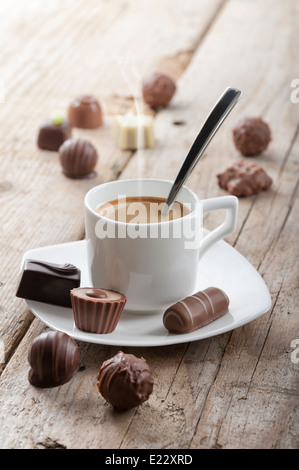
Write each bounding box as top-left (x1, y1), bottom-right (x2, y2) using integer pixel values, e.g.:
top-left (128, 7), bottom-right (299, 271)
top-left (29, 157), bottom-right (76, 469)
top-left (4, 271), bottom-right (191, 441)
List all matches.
top-left (21, 236), bottom-right (271, 347)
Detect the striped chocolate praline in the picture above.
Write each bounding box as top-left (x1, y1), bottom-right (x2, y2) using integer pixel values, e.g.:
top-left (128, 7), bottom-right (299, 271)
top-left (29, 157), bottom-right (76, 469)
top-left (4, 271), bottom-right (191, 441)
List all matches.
top-left (70, 287), bottom-right (127, 334)
top-left (163, 287), bottom-right (229, 334)
top-left (28, 330), bottom-right (80, 388)
top-left (59, 138), bottom-right (98, 179)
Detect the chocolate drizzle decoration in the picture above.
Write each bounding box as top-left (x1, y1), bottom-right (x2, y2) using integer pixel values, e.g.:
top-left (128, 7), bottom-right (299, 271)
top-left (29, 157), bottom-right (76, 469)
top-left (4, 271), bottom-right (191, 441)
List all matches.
top-left (30, 260), bottom-right (79, 275)
top-left (97, 351), bottom-right (154, 410)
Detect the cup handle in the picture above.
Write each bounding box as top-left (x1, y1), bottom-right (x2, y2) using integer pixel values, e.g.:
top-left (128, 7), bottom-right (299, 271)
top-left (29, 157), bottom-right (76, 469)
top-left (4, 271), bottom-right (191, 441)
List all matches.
top-left (199, 195), bottom-right (238, 260)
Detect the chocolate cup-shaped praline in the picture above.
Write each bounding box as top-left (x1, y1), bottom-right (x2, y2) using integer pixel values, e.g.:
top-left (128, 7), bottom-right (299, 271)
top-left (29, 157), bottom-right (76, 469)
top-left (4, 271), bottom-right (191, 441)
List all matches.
top-left (68, 95), bottom-right (103, 129)
top-left (70, 287), bottom-right (127, 334)
top-left (28, 330), bottom-right (80, 388)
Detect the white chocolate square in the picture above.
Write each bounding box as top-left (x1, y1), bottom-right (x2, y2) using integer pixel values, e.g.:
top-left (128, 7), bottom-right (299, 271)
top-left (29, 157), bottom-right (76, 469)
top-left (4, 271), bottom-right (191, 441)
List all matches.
top-left (112, 113), bottom-right (155, 150)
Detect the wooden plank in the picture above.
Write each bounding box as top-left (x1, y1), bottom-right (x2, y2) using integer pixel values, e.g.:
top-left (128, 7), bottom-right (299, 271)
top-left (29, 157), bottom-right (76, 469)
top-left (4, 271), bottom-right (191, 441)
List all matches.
top-left (120, 0), bottom-right (299, 249)
top-left (0, 0), bottom-right (298, 450)
top-left (116, 0), bottom-right (299, 450)
top-left (0, 0), bottom-right (225, 370)
top-left (0, 0), bottom-right (228, 450)
top-left (0, 0), bottom-right (225, 111)
top-left (191, 193), bottom-right (299, 449)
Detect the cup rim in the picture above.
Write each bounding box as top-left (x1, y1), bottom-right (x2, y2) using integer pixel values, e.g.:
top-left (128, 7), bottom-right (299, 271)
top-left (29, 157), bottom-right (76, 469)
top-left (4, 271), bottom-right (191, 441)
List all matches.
top-left (84, 178), bottom-right (201, 227)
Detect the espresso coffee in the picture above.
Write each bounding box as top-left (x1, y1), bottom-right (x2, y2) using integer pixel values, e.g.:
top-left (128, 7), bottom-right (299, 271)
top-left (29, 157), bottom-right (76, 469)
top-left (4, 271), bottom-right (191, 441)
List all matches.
top-left (96, 196), bottom-right (190, 224)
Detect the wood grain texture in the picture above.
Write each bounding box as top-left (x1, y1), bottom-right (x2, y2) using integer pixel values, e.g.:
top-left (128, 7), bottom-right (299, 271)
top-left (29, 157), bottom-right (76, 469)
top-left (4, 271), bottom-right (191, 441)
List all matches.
top-left (0, 0), bottom-right (298, 450)
top-left (0, 0), bottom-right (225, 368)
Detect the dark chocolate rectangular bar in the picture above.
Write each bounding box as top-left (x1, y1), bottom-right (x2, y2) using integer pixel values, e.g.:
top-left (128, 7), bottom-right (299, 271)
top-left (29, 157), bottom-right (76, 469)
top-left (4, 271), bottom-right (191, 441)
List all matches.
top-left (16, 259), bottom-right (81, 308)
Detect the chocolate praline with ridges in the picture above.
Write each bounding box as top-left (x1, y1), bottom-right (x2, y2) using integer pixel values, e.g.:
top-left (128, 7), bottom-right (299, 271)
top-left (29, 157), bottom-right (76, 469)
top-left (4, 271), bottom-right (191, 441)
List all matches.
top-left (163, 287), bottom-right (230, 334)
top-left (59, 138), bottom-right (98, 179)
top-left (28, 330), bottom-right (80, 388)
top-left (70, 287), bottom-right (127, 334)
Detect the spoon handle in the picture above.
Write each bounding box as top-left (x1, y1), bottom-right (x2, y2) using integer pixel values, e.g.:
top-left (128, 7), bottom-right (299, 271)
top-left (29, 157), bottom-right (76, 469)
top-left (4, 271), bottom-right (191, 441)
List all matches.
top-left (164, 87), bottom-right (242, 211)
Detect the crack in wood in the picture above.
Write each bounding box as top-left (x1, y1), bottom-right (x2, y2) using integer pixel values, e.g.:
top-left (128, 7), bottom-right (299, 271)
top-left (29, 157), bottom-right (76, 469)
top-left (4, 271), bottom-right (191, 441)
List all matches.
top-left (257, 176), bottom-right (299, 272)
top-left (36, 437), bottom-right (67, 449)
top-left (278, 122), bottom-right (299, 178)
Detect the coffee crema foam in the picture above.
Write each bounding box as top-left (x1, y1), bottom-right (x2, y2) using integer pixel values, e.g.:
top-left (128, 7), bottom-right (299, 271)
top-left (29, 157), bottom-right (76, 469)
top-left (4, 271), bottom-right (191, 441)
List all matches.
top-left (96, 196), bottom-right (191, 224)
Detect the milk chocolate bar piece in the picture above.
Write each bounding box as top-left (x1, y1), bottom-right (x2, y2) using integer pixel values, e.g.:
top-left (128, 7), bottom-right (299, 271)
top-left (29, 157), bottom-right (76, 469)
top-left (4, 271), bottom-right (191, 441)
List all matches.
top-left (112, 113), bottom-right (154, 150)
top-left (16, 259), bottom-right (81, 308)
top-left (163, 287), bottom-right (229, 334)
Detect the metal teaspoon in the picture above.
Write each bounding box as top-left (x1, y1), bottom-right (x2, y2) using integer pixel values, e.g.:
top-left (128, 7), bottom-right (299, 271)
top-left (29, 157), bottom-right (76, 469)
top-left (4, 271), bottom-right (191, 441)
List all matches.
top-left (162, 87), bottom-right (242, 214)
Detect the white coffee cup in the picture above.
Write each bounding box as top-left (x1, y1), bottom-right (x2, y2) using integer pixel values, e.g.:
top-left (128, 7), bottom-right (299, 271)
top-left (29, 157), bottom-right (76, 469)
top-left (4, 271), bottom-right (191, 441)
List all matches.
top-left (84, 178), bottom-right (238, 313)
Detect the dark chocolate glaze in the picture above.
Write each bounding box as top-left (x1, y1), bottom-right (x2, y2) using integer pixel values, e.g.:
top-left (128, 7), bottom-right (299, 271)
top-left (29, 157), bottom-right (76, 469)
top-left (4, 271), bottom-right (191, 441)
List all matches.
top-left (163, 287), bottom-right (229, 334)
top-left (97, 351), bottom-right (154, 411)
top-left (28, 330), bottom-right (80, 388)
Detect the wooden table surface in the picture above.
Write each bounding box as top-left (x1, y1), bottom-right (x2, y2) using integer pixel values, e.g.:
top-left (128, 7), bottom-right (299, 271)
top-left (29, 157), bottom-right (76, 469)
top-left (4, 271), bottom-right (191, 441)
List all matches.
top-left (0, 0), bottom-right (298, 450)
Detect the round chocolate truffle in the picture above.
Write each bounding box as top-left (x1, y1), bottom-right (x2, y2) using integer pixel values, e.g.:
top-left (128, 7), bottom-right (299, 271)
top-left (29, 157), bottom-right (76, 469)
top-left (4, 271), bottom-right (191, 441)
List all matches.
top-left (232, 117), bottom-right (271, 156)
top-left (28, 330), bottom-right (80, 388)
top-left (142, 72), bottom-right (176, 108)
top-left (59, 138), bottom-right (98, 178)
top-left (97, 351), bottom-right (154, 411)
top-left (68, 95), bottom-right (103, 129)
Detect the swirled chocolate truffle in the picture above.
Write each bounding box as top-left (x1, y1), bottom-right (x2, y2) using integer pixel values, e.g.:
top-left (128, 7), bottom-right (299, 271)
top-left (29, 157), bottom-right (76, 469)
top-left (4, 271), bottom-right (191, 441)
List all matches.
top-left (68, 95), bottom-right (103, 129)
top-left (28, 331), bottom-right (80, 388)
top-left (217, 159), bottom-right (272, 197)
top-left (97, 351), bottom-right (154, 411)
top-left (142, 72), bottom-right (176, 108)
top-left (59, 138), bottom-right (98, 178)
top-left (71, 287), bottom-right (127, 333)
top-left (233, 117), bottom-right (271, 156)
top-left (37, 116), bottom-right (72, 151)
